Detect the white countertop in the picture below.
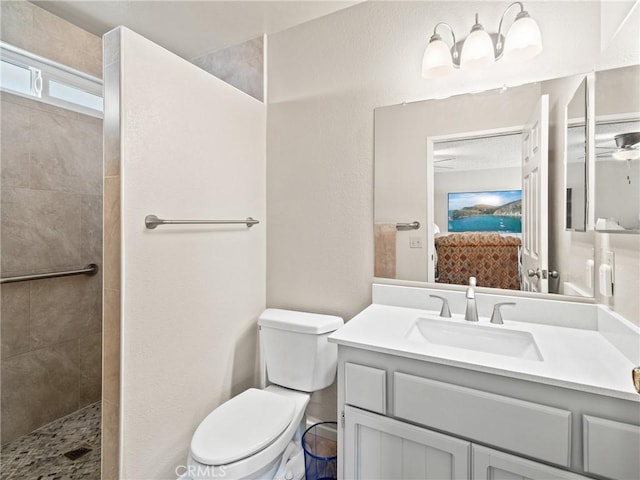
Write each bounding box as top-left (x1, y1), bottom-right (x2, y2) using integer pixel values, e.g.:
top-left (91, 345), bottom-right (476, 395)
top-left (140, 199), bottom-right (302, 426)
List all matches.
top-left (329, 303), bottom-right (640, 402)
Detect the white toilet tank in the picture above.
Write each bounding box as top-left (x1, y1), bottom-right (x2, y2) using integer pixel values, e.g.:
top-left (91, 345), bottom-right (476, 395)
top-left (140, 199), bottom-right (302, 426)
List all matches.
top-left (258, 309), bottom-right (343, 392)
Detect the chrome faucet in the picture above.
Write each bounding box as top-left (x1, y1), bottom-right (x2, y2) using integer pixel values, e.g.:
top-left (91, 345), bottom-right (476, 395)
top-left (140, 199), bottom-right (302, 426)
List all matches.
top-left (465, 277), bottom-right (479, 322)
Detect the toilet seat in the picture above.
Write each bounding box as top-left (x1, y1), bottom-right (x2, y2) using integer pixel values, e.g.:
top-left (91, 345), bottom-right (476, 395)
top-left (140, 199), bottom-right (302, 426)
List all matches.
top-left (190, 388), bottom-right (296, 465)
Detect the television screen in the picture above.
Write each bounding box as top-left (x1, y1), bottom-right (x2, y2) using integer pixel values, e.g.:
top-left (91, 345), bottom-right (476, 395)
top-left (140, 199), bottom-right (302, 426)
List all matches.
top-left (448, 190), bottom-right (522, 233)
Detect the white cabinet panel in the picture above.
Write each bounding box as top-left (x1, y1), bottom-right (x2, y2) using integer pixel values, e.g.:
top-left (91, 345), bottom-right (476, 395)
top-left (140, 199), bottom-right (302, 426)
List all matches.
top-left (344, 405), bottom-right (470, 480)
top-left (472, 445), bottom-right (588, 480)
top-left (394, 373), bottom-right (572, 467)
top-left (583, 415), bottom-right (640, 480)
top-left (345, 362), bottom-right (386, 414)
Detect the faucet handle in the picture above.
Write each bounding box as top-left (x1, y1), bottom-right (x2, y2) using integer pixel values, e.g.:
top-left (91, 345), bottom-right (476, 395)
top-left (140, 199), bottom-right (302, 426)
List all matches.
top-left (491, 302), bottom-right (516, 325)
top-left (430, 295), bottom-right (451, 318)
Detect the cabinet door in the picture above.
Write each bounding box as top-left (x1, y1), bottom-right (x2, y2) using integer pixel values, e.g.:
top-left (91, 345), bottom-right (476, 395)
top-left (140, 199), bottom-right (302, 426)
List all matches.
top-left (344, 406), bottom-right (470, 480)
top-left (472, 445), bottom-right (588, 480)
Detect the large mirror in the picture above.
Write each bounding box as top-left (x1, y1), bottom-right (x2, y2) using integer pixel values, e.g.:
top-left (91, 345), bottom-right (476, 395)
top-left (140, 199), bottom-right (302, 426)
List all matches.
top-left (374, 64), bottom-right (638, 297)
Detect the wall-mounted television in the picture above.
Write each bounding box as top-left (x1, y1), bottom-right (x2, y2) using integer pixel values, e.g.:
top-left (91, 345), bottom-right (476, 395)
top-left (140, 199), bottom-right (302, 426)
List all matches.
top-left (448, 190), bottom-right (522, 233)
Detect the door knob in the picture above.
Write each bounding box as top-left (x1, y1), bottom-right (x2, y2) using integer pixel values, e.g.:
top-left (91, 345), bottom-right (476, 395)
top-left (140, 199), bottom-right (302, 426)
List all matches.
top-left (527, 269), bottom-right (540, 278)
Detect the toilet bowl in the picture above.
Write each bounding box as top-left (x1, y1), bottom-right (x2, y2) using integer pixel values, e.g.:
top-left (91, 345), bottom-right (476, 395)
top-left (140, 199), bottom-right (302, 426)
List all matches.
top-left (186, 386), bottom-right (309, 480)
top-left (183, 309), bottom-right (343, 480)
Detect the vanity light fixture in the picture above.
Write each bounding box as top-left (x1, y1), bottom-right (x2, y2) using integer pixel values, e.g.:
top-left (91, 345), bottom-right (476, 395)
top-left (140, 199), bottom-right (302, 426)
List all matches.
top-left (421, 1), bottom-right (543, 79)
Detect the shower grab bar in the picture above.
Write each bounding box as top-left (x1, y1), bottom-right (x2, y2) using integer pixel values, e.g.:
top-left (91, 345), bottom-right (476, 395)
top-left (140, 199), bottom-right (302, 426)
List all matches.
top-left (145, 214), bottom-right (259, 230)
top-left (396, 221), bottom-right (420, 230)
top-left (0, 263), bottom-right (99, 284)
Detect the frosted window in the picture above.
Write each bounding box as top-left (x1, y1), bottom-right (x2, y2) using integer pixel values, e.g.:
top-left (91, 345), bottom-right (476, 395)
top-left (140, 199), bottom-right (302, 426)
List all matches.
top-left (0, 59), bottom-right (32, 95)
top-left (49, 80), bottom-right (103, 112)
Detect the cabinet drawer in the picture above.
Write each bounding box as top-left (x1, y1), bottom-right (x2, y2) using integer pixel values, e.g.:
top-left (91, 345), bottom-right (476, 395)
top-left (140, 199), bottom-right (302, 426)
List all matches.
top-left (394, 372), bottom-right (572, 467)
top-left (345, 363), bottom-right (386, 414)
top-left (583, 415), bottom-right (640, 480)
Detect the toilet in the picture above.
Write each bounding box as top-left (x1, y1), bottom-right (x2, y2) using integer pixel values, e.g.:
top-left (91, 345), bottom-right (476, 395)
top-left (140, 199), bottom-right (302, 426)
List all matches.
top-left (183, 309), bottom-right (343, 480)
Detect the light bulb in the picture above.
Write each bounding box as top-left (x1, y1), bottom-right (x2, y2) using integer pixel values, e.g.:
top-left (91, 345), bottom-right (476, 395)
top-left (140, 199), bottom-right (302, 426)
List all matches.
top-left (503, 13), bottom-right (543, 62)
top-left (422, 36), bottom-right (454, 79)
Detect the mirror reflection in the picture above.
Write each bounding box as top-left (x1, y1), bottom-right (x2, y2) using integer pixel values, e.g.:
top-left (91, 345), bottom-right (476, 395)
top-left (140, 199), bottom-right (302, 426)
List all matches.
top-left (566, 78), bottom-right (588, 232)
top-left (594, 66), bottom-right (640, 233)
top-left (433, 133), bottom-right (523, 290)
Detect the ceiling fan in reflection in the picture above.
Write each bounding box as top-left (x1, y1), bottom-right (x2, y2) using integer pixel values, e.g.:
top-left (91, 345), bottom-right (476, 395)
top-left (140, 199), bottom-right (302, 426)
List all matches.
top-left (595, 132), bottom-right (640, 161)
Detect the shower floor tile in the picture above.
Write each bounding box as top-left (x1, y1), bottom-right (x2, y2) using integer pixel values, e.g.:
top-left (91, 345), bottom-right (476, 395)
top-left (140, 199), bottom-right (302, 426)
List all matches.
top-left (1, 401), bottom-right (101, 480)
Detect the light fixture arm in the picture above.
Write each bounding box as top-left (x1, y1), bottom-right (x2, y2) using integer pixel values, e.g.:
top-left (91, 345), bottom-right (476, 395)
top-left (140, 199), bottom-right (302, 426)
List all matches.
top-left (432, 22), bottom-right (459, 60)
top-left (496, 1), bottom-right (526, 52)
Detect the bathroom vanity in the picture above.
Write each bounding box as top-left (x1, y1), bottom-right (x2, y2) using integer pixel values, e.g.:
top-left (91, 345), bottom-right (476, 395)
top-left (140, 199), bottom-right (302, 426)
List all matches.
top-left (329, 285), bottom-right (640, 480)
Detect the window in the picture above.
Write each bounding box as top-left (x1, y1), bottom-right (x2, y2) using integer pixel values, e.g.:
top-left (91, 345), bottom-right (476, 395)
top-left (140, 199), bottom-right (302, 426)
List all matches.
top-left (0, 42), bottom-right (103, 118)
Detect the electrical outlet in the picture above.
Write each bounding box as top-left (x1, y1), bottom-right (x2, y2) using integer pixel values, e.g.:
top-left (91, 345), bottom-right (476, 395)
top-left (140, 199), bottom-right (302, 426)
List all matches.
top-left (410, 237), bottom-right (423, 248)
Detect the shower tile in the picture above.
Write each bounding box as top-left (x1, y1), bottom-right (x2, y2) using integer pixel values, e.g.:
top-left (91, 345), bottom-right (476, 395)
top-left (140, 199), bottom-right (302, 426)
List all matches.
top-left (29, 275), bottom-right (101, 349)
top-left (103, 288), bottom-right (121, 405)
top-left (0, 1), bottom-right (34, 51)
top-left (29, 110), bottom-right (103, 195)
top-left (0, 97), bottom-right (31, 189)
top-left (0, 283), bottom-right (30, 359)
top-left (103, 177), bottom-right (121, 292)
top-left (101, 399), bottom-right (119, 480)
top-left (1, 341), bottom-right (80, 444)
top-left (82, 194), bottom-right (103, 265)
top-left (1, 188), bottom-right (82, 273)
top-left (78, 333), bottom-right (102, 407)
top-left (1, 402), bottom-right (101, 480)
top-left (31, 4), bottom-right (102, 78)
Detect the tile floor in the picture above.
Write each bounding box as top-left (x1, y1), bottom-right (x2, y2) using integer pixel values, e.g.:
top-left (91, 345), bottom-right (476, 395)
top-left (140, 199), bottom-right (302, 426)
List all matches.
top-left (1, 402), bottom-right (101, 480)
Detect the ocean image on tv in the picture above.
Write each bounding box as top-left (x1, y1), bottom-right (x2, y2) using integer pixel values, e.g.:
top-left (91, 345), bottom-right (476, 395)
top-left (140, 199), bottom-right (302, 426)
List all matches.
top-left (448, 190), bottom-right (522, 233)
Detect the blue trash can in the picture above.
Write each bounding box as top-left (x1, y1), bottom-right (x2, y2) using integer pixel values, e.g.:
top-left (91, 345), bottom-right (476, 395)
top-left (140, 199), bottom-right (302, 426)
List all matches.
top-left (301, 422), bottom-right (338, 480)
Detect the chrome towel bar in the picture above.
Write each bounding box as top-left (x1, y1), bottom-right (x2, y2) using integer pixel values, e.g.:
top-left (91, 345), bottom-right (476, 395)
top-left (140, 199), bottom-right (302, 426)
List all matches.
top-left (0, 263), bottom-right (99, 284)
top-left (396, 221), bottom-right (420, 231)
top-left (145, 214), bottom-right (259, 230)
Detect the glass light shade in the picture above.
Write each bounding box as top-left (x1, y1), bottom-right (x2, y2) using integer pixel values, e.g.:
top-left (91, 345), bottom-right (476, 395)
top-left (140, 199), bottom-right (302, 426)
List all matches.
top-left (422, 39), bottom-right (454, 79)
top-left (612, 148), bottom-right (640, 161)
top-left (503, 16), bottom-right (542, 62)
top-left (460, 28), bottom-right (495, 69)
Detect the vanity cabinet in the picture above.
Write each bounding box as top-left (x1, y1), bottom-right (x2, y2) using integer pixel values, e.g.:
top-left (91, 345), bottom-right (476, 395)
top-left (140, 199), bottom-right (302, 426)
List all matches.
top-left (336, 350), bottom-right (640, 480)
top-left (343, 405), bottom-right (589, 480)
top-left (344, 406), bottom-right (470, 479)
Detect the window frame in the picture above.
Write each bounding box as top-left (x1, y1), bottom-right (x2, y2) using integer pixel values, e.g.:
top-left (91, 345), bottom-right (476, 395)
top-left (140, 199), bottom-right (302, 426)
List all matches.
top-left (0, 41), bottom-right (103, 118)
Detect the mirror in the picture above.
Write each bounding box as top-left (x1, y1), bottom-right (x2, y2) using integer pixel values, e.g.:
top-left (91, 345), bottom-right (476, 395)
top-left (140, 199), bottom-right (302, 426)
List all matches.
top-left (594, 65), bottom-right (640, 233)
top-left (566, 78), bottom-right (588, 232)
top-left (374, 77), bottom-right (593, 296)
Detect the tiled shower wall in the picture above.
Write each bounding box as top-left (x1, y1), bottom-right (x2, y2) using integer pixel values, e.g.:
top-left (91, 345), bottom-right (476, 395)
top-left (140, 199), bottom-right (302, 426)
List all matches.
top-left (0, 1), bottom-right (103, 445)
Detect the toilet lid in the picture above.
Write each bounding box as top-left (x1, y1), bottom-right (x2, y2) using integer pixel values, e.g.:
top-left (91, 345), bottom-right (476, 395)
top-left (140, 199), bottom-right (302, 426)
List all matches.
top-left (190, 388), bottom-right (296, 465)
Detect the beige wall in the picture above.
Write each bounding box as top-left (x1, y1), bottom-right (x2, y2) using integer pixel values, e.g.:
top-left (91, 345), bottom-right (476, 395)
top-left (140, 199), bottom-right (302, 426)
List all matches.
top-left (0, 1), bottom-right (103, 444)
top-left (267, 0), bottom-right (640, 423)
top-left (110, 27), bottom-right (266, 479)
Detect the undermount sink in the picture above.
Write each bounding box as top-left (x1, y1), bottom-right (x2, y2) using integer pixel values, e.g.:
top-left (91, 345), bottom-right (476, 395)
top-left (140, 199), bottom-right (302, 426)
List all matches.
top-left (408, 317), bottom-right (543, 361)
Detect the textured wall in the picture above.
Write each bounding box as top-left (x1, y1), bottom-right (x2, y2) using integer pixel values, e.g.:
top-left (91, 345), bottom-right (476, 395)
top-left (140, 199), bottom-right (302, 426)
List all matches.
top-left (113, 27), bottom-right (266, 479)
top-left (267, 0), bottom-right (640, 423)
top-left (192, 36), bottom-right (264, 102)
top-left (0, 1), bottom-right (103, 445)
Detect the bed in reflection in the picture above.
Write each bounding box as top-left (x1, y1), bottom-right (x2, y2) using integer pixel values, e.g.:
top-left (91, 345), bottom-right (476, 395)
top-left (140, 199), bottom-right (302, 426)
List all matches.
top-left (434, 233), bottom-right (521, 290)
